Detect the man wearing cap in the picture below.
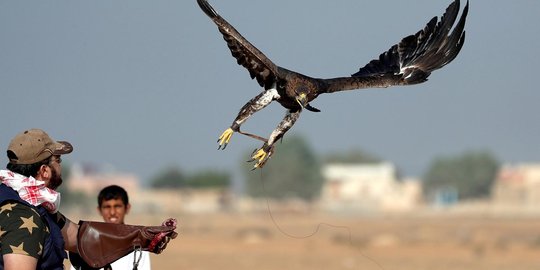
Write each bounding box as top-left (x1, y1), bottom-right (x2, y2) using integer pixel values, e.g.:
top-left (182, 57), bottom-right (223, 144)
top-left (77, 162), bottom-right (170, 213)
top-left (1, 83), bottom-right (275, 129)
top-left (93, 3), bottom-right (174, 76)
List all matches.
top-left (0, 129), bottom-right (177, 270)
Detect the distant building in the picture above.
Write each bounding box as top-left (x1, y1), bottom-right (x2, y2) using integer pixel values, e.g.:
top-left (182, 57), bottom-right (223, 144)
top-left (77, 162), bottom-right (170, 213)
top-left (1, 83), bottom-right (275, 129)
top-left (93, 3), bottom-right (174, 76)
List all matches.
top-left (66, 163), bottom-right (230, 214)
top-left (320, 162), bottom-right (421, 212)
top-left (492, 163), bottom-right (540, 207)
top-left (67, 163), bottom-right (140, 196)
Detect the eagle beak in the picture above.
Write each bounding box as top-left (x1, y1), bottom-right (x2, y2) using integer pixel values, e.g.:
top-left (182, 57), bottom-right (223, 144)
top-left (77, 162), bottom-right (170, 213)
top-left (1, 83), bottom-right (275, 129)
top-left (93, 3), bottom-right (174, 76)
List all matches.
top-left (296, 93), bottom-right (308, 108)
top-left (296, 93), bottom-right (321, 112)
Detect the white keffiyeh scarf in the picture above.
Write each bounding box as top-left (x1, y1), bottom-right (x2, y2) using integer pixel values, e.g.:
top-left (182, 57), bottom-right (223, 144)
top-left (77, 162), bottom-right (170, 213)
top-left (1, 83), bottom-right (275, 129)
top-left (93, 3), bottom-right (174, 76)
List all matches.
top-left (0, 169), bottom-right (61, 213)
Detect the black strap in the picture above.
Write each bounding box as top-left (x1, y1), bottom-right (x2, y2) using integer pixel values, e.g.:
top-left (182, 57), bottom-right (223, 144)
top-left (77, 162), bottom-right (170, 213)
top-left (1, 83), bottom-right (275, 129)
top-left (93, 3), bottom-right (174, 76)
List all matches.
top-left (132, 246), bottom-right (143, 270)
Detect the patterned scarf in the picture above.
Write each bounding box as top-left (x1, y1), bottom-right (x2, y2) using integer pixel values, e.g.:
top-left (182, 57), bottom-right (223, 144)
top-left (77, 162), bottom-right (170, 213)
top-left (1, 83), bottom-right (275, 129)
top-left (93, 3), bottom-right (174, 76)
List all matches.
top-left (0, 169), bottom-right (60, 213)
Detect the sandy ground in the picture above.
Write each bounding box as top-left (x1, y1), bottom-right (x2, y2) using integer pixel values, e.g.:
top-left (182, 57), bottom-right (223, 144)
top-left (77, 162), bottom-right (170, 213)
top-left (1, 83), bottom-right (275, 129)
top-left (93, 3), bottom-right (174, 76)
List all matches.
top-left (67, 212), bottom-right (540, 270)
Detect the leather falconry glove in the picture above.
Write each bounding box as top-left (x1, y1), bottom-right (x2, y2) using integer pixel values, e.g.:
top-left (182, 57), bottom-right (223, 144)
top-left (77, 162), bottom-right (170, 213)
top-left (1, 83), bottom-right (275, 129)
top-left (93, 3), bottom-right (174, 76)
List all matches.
top-left (75, 218), bottom-right (178, 269)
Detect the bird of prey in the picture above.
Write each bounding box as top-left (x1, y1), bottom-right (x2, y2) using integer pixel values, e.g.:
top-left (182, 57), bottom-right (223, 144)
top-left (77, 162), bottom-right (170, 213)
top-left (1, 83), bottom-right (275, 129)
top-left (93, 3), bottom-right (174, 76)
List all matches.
top-left (197, 0), bottom-right (469, 169)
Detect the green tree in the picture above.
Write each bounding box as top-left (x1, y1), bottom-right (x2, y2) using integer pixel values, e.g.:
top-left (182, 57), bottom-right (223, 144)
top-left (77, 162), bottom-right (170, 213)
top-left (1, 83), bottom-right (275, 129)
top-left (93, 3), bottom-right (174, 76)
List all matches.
top-left (150, 166), bottom-right (186, 188)
top-left (185, 170), bottom-right (230, 189)
top-left (243, 135), bottom-right (323, 201)
top-left (150, 166), bottom-right (231, 189)
top-left (423, 150), bottom-right (500, 200)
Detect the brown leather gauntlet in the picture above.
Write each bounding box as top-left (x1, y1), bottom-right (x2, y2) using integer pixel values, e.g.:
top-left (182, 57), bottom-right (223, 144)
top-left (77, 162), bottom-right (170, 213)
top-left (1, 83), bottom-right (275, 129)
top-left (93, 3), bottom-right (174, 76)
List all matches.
top-left (76, 218), bottom-right (178, 269)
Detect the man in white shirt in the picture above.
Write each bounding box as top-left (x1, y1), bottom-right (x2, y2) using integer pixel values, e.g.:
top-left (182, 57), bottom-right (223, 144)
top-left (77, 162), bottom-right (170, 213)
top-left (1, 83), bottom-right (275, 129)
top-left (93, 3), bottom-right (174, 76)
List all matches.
top-left (71, 185), bottom-right (151, 270)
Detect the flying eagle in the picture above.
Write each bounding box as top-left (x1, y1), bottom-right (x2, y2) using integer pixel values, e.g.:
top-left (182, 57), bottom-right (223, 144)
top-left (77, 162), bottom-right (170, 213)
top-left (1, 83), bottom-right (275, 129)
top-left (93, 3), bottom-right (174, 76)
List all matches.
top-left (197, 0), bottom-right (469, 169)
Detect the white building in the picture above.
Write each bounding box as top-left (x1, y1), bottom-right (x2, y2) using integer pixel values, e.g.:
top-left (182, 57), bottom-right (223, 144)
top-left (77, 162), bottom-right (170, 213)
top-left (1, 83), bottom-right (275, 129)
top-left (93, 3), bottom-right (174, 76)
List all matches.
top-left (320, 162), bottom-right (421, 212)
top-left (492, 163), bottom-right (540, 207)
top-left (67, 163), bottom-right (140, 196)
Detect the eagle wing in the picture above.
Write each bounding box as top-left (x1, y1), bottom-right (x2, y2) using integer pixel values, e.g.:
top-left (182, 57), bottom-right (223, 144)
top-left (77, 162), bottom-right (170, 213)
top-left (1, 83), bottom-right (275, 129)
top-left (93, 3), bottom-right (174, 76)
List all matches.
top-left (198, 0), bottom-right (280, 90)
top-left (323, 0), bottom-right (469, 93)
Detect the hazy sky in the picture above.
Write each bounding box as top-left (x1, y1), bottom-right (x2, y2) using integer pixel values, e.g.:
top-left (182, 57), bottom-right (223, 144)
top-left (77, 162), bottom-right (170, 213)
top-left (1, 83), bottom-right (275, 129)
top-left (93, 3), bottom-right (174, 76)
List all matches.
top-left (1, 0), bottom-right (538, 182)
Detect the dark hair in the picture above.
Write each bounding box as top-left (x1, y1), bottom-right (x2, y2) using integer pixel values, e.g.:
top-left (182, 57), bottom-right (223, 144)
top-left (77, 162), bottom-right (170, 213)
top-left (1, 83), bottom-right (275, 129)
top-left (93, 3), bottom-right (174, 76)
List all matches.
top-left (6, 152), bottom-right (52, 178)
top-left (97, 185), bottom-right (129, 208)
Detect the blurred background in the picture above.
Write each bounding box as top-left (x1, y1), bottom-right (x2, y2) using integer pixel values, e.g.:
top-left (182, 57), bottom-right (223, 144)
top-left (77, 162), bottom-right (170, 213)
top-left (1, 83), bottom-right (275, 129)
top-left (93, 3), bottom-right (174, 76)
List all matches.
top-left (1, 0), bottom-right (539, 269)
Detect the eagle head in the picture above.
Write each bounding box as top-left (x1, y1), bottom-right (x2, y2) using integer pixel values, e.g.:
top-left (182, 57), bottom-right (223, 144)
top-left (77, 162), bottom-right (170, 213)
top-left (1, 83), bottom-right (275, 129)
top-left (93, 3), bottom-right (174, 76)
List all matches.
top-left (295, 89), bottom-right (320, 113)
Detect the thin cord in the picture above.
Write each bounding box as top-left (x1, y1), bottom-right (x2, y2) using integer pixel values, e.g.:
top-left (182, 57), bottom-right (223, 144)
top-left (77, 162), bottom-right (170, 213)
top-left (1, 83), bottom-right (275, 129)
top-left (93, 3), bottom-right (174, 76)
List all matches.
top-left (258, 169), bottom-right (385, 270)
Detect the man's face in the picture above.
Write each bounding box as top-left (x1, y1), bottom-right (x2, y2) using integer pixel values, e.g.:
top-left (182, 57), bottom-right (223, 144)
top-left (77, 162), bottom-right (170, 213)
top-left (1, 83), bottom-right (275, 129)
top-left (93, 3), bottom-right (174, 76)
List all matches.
top-left (98, 198), bottom-right (130, 224)
top-left (46, 155), bottom-right (63, 190)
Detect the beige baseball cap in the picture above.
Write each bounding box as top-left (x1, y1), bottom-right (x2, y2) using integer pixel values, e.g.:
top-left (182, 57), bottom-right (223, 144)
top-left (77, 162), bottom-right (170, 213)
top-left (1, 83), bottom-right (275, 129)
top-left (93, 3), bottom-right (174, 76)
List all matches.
top-left (7, 129), bottom-right (73, 165)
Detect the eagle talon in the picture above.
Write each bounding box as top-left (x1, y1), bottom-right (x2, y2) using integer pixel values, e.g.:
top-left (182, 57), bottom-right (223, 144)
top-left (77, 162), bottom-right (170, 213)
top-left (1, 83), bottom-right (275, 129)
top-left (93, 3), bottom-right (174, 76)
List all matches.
top-left (249, 145), bottom-right (274, 169)
top-left (246, 148), bottom-right (258, 163)
top-left (218, 128), bottom-right (234, 150)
